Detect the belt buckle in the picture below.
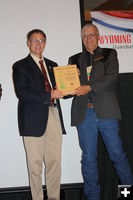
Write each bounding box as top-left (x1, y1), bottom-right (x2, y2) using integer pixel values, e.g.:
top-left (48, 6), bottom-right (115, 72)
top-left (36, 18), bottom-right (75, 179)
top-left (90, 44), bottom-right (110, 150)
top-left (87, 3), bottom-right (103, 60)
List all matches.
top-left (88, 103), bottom-right (93, 108)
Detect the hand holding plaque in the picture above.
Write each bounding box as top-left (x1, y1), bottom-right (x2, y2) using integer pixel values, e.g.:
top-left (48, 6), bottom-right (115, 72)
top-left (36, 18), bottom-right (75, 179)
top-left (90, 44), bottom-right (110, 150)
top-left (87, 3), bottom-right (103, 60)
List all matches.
top-left (53, 65), bottom-right (80, 95)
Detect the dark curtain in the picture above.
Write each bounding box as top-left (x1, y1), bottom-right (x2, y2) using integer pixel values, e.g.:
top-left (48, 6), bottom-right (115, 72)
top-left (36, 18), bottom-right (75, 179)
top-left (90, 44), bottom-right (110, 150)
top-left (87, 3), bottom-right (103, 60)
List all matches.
top-left (97, 73), bottom-right (133, 200)
top-left (117, 73), bottom-right (133, 172)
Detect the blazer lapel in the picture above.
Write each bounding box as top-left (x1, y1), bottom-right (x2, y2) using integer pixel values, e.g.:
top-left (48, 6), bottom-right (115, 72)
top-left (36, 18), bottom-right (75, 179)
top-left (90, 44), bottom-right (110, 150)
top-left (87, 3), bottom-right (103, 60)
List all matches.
top-left (93, 47), bottom-right (104, 63)
top-left (89, 47), bottom-right (104, 83)
top-left (26, 54), bottom-right (44, 79)
top-left (78, 52), bottom-right (90, 84)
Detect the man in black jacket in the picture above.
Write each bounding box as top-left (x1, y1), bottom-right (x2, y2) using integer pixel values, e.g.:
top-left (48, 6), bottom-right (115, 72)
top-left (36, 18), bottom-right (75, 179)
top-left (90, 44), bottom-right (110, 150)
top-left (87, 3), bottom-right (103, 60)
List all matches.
top-left (68, 24), bottom-right (133, 200)
top-left (13, 29), bottom-right (64, 200)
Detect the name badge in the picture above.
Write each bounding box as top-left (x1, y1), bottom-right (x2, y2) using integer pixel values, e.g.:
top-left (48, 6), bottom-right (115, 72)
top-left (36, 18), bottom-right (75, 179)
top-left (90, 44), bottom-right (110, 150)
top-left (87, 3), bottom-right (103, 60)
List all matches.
top-left (86, 66), bottom-right (92, 81)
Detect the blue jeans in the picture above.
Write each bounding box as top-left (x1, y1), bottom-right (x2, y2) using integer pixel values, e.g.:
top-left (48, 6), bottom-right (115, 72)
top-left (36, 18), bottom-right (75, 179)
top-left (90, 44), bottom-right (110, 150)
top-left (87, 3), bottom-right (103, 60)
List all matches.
top-left (77, 108), bottom-right (133, 200)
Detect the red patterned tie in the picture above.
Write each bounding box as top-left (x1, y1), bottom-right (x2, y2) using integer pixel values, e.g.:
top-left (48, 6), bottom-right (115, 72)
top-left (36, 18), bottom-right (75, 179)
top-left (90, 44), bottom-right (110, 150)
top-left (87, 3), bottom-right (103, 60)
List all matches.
top-left (39, 60), bottom-right (54, 106)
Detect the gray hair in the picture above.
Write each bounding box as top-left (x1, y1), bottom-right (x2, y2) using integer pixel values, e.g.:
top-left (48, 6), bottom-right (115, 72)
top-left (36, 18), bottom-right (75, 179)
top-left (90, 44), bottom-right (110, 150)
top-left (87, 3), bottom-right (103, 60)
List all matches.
top-left (81, 24), bottom-right (99, 38)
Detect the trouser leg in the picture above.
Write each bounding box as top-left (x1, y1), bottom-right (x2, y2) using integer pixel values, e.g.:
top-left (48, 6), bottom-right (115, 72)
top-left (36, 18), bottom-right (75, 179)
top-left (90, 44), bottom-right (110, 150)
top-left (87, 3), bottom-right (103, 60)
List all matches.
top-left (99, 119), bottom-right (133, 185)
top-left (44, 107), bottom-right (62, 200)
top-left (23, 136), bottom-right (44, 200)
top-left (77, 108), bottom-right (100, 200)
top-left (23, 107), bottom-right (62, 200)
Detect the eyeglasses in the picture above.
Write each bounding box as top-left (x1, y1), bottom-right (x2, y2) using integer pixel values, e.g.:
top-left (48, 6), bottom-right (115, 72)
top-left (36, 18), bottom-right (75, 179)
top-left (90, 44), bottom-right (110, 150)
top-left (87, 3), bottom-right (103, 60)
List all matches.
top-left (82, 33), bottom-right (97, 40)
top-left (30, 38), bottom-right (45, 45)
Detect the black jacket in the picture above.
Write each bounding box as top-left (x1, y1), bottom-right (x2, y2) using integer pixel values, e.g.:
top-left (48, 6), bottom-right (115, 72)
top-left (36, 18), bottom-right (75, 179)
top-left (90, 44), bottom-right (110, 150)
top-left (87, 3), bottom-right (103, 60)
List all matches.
top-left (68, 47), bottom-right (121, 126)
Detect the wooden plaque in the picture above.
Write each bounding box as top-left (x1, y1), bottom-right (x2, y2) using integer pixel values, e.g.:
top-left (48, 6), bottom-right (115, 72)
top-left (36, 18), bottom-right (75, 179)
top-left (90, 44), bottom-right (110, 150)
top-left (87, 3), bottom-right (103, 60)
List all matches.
top-left (53, 65), bottom-right (80, 95)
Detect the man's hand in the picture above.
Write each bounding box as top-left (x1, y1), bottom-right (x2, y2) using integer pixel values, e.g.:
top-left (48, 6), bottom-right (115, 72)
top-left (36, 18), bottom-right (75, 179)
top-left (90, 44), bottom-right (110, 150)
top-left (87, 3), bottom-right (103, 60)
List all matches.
top-left (51, 89), bottom-right (64, 99)
top-left (73, 85), bottom-right (91, 96)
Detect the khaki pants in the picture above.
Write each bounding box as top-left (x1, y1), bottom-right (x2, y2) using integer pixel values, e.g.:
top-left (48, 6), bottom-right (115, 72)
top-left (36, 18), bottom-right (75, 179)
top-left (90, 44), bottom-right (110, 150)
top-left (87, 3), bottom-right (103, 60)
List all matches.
top-left (23, 107), bottom-right (62, 200)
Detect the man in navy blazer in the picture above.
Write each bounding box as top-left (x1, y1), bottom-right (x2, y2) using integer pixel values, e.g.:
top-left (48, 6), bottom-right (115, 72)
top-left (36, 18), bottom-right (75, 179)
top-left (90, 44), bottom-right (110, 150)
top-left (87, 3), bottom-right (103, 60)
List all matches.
top-left (13, 29), bottom-right (64, 200)
top-left (68, 24), bottom-right (133, 200)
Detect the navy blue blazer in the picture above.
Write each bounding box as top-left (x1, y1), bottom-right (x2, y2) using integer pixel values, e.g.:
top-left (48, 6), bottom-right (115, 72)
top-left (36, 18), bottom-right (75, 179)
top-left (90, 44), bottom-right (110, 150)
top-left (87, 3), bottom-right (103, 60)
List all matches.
top-left (13, 54), bottom-right (66, 136)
